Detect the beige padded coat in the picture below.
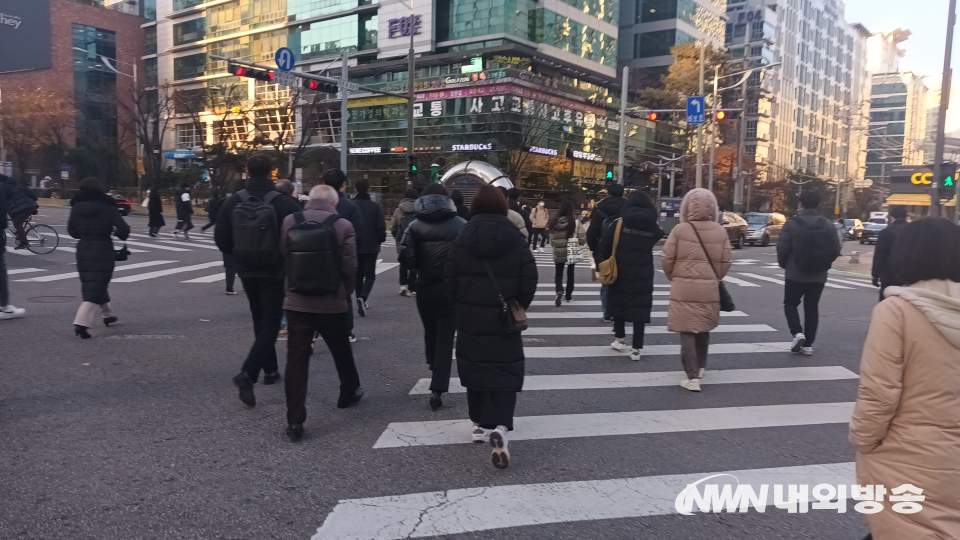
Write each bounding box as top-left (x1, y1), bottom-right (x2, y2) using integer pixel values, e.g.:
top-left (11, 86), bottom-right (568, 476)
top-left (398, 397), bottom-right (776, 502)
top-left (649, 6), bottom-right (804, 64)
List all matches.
top-left (661, 189), bottom-right (732, 334)
top-left (849, 280), bottom-right (960, 540)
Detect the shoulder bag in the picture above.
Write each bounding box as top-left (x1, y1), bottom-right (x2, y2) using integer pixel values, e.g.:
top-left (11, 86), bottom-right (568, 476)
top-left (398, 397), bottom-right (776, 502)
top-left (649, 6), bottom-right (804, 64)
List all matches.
top-left (597, 219), bottom-right (622, 285)
top-left (689, 223), bottom-right (735, 312)
top-left (115, 243), bottom-right (131, 262)
top-left (481, 259), bottom-right (527, 332)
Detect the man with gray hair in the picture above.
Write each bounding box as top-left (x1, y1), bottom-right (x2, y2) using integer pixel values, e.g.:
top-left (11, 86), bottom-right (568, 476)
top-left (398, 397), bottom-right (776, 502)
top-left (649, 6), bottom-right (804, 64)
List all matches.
top-left (278, 183), bottom-right (362, 441)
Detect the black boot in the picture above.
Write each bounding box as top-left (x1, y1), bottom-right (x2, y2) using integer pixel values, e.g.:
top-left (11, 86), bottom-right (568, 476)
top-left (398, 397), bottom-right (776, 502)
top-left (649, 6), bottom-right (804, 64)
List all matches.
top-left (429, 392), bottom-right (443, 410)
top-left (286, 423), bottom-right (304, 441)
top-left (103, 316), bottom-right (118, 327)
top-left (74, 325), bottom-right (91, 339)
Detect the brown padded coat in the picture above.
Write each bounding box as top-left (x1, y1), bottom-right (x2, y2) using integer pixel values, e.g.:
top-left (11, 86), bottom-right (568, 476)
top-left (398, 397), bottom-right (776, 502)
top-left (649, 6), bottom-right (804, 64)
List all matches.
top-left (849, 280), bottom-right (960, 540)
top-left (662, 189), bottom-right (732, 334)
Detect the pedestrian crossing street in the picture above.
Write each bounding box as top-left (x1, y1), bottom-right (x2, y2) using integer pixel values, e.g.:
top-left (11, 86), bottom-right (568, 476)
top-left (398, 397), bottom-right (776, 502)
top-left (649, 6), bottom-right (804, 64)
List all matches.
top-left (313, 261), bottom-right (862, 539)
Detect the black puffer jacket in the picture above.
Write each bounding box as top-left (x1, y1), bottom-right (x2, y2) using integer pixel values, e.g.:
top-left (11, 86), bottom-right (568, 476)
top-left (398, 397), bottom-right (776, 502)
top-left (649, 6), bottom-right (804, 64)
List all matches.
top-left (68, 190), bottom-right (130, 305)
top-left (598, 206), bottom-right (664, 323)
top-left (353, 193), bottom-right (386, 254)
top-left (175, 189), bottom-right (193, 220)
top-left (399, 194), bottom-right (467, 284)
top-left (4, 179), bottom-right (39, 217)
top-left (444, 214), bottom-right (538, 392)
top-left (872, 218), bottom-right (907, 288)
top-left (587, 195), bottom-right (626, 252)
top-left (148, 191), bottom-right (165, 228)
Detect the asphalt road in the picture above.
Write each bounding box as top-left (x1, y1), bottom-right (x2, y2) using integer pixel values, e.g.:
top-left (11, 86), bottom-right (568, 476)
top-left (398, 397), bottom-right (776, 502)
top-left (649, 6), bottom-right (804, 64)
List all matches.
top-left (1, 206), bottom-right (880, 539)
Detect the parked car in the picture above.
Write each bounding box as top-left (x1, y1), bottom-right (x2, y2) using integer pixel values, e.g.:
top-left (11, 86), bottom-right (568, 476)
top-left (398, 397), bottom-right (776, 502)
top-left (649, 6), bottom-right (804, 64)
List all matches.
top-left (719, 211), bottom-right (748, 249)
top-left (860, 222), bottom-right (886, 244)
top-left (114, 196), bottom-right (132, 216)
top-left (843, 218), bottom-right (865, 239)
top-left (742, 212), bottom-right (786, 247)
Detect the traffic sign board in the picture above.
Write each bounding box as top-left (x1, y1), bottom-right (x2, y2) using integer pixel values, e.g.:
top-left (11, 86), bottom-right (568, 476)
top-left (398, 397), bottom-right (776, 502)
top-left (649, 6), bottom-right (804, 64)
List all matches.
top-left (686, 97), bottom-right (705, 125)
top-left (339, 79), bottom-right (360, 92)
top-left (274, 47), bottom-right (295, 72)
top-left (275, 71), bottom-right (298, 88)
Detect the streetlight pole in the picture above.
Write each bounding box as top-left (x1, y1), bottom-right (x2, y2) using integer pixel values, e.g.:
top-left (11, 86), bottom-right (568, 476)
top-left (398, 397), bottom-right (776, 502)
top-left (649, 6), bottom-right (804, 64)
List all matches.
top-left (696, 43), bottom-right (705, 188)
top-left (933, 0), bottom-right (957, 216)
top-left (735, 76), bottom-right (748, 212)
top-left (406, 0), bottom-right (416, 179)
top-left (708, 65), bottom-right (718, 191)
top-left (341, 55), bottom-right (349, 176)
top-left (618, 66), bottom-right (628, 185)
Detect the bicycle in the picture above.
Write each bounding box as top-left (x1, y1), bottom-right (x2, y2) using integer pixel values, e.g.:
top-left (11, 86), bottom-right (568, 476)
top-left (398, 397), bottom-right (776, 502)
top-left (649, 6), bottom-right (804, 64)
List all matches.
top-left (3, 215), bottom-right (60, 254)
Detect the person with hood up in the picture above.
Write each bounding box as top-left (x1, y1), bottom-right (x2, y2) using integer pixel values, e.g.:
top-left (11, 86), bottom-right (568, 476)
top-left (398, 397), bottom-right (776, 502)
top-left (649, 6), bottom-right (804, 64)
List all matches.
top-left (399, 183), bottom-right (467, 410)
top-left (849, 217), bottom-right (960, 540)
top-left (147, 185), bottom-right (165, 237)
top-left (597, 191), bottom-right (665, 361)
top-left (587, 183), bottom-right (627, 323)
top-left (392, 188), bottom-right (419, 297)
top-left (68, 177), bottom-right (130, 338)
top-left (444, 185), bottom-right (537, 469)
top-left (547, 199), bottom-right (587, 307)
top-left (661, 188), bottom-right (732, 392)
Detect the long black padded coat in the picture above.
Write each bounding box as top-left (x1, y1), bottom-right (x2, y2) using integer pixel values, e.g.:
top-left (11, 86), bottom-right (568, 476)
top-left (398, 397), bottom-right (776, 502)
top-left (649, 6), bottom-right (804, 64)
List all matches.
top-left (444, 214), bottom-right (538, 392)
top-left (398, 194), bottom-right (467, 285)
top-left (597, 206), bottom-right (664, 323)
top-left (68, 190), bottom-right (130, 304)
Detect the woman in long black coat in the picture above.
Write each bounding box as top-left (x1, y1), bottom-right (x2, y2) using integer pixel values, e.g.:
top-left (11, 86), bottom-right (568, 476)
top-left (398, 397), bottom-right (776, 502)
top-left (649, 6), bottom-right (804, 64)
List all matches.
top-left (444, 185), bottom-right (538, 469)
top-left (598, 191), bottom-right (665, 360)
top-left (68, 177), bottom-right (130, 338)
top-left (147, 185), bottom-right (165, 237)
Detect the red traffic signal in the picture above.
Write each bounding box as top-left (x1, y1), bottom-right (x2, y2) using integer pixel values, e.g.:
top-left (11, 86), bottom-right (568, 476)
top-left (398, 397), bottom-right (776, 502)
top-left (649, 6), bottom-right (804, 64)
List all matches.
top-left (304, 78), bottom-right (339, 93)
top-left (648, 112), bottom-right (658, 121)
top-left (715, 111), bottom-right (726, 121)
top-left (228, 62), bottom-right (274, 82)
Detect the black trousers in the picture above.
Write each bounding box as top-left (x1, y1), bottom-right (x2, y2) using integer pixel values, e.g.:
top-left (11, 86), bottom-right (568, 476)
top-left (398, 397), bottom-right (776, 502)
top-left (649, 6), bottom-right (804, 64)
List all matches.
top-left (356, 253), bottom-right (378, 301)
top-left (0, 247), bottom-right (8, 307)
top-left (783, 279), bottom-right (825, 346)
top-left (239, 275), bottom-right (284, 382)
top-left (223, 254), bottom-right (236, 292)
top-left (399, 263), bottom-right (418, 291)
top-left (11, 211), bottom-right (31, 245)
top-left (285, 310), bottom-right (360, 424)
top-left (555, 262), bottom-right (576, 298)
top-left (467, 389), bottom-right (517, 431)
top-left (201, 216), bottom-right (216, 231)
top-left (531, 228), bottom-right (547, 248)
top-left (613, 320), bottom-right (646, 349)
top-left (175, 215), bottom-right (193, 231)
top-left (415, 282), bottom-right (456, 393)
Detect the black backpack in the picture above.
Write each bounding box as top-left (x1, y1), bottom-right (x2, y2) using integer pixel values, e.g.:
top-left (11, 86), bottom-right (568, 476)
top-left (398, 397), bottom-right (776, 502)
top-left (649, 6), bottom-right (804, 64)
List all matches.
top-left (232, 189), bottom-right (281, 272)
top-left (791, 215), bottom-right (840, 273)
top-left (285, 212), bottom-right (342, 296)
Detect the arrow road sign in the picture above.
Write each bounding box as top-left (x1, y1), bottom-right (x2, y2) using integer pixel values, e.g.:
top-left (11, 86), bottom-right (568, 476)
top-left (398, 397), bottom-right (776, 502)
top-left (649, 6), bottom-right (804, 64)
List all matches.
top-left (275, 47), bottom-right (295, 72)
top-left (686, 96), bottom-right (705, 125)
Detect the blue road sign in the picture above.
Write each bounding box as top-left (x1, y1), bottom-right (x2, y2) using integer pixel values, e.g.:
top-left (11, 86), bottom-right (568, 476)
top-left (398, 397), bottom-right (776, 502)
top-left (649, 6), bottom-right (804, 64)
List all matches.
top-left (686, 96), bottom-right (705, 125)
top-left (275, 47), bottom-right (295, 72)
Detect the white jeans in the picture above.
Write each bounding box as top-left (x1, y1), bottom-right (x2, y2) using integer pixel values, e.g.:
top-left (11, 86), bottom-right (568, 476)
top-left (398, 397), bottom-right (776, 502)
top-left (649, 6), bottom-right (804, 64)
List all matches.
top-left (73, 302), bottom-right (112, 327)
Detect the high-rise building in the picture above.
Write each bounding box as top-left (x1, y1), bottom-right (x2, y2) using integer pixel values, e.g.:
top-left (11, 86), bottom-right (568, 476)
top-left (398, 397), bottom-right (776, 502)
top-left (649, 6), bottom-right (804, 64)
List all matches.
top-left (618, 0), bottom-right (727, 80)
top-left (148, 0), bottom-right (670, 195)
top-left (724, 0), bottom-right (869, 194)
top-left (864, 65), bottom-right (927, 184)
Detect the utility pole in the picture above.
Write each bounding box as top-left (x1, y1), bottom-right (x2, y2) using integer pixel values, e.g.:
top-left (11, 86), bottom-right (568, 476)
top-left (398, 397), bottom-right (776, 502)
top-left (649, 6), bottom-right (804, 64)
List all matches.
top-left (341, 55), bottom-right (349, 176)
top-left (708, 65), bottom-right (718, 191)
top-left (696, 43), bottom-right (705, 188)
top-left (406, 0), bottom-right (416, 177)
top-left (933, 0), bottom-right (957, 216)
top-left (618, 66), bottom-right (628, 185)
top-left (670, 152), bottom-right (677, 197)
top-left (734, 76), bottom-right (748, 212)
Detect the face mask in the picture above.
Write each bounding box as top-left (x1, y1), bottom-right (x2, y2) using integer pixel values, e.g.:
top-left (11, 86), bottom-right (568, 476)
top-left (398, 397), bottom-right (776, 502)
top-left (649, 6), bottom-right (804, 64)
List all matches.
top-left (539, 202), bottom-right (545, 207)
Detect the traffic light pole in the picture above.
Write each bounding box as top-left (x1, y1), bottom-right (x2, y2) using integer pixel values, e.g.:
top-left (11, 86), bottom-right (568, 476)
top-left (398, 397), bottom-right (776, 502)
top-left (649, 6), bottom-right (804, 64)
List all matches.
top-left (341, 55), bottom-right (349, 176)
top-left (618, 66), bottom-right (628, 185)
top-left (407, 16), bottom-right (416, 183)
top-left (734, 77), bottom-right (748, 213)
top-left (696, 43), bottom-right (705, 188)
top-left (932, 0), bottom-right (957, 217)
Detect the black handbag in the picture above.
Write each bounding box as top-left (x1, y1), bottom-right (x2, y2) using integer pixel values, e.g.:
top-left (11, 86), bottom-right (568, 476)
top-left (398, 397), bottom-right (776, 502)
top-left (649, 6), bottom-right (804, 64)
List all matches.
top-left (115, 243), bottom-right (131, 262)
top-left (481, 259), bottom-right (527, 332)
top-left (690, 223), bottom-right (735, 312)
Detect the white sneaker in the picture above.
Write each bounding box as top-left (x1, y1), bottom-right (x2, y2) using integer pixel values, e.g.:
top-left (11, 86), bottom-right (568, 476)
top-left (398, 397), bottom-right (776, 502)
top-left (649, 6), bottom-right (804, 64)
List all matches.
top-left (629, 349), bottom-right (641, 361)
top-left (399, 285), bottom-right (410, 297)
top-left (681, 378), bottom-right (702, 392)
top-left (0, 305), bottom-right (26, 320)
top-left (800, 346), bottom-right (813, 356)
top-left (489, 426), bottom-right (510, 469)
top-left (698, 368), bottom-right (705, 379)
top-left (610, 338), bottom-right (627, 351)
top-left (791, 333), bottom-right (806, 353)
top-left (471, 423), bottom-right (489, 443)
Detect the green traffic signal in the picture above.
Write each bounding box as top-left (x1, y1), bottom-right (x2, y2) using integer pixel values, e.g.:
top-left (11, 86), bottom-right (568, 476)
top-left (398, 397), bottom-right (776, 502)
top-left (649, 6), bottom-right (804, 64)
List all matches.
top-left (945, 175), bottom-right (955, 187)
top-left (606, 171), bottom-right (613, 179)
top-left (412, 166), bottom-right (417, 171)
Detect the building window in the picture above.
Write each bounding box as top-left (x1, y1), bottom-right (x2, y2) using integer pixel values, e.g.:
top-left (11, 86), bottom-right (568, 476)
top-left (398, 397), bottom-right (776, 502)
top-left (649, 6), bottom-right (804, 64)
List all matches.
top-left (73, 24), bottom-right (118, 142)
top-left (141, 0), bottom-right (156, 21)
top-left (290, 14), bottom-right (378, 61)
top-left (750, 22), bottom-right (764, 40)
top-left (173, 0), bottom-right (205, 11)
top-left (734, 24), bottom-right (746, 38)
top-left (749, 45), bottom-right (763, 57)
top-left (634, 29), bottom-right (693, 59)
top-left (144, 57), bottom-right (158, 87)
top-left (174, 18), bottom-right (205, 46)
top-left (212, 119), bottom-right (250, 145)
top-left (144, 25), bottom-right (157, 55)
top-left (176, 123), bottom-right (204, 149)
top-left (530, 10), bottom-right (618, 66)
top-left (174, 53), bottom-right (206, 81)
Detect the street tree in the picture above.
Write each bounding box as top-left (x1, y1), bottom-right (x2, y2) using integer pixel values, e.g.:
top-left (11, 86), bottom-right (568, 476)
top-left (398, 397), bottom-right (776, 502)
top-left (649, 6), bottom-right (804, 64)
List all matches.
top-left (0, 88), bottom-right (74, 185)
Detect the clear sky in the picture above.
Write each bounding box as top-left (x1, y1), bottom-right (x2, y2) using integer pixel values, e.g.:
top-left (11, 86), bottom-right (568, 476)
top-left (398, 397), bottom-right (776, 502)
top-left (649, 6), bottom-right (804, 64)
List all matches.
top-left (844, 0), bottom-right (960, 131)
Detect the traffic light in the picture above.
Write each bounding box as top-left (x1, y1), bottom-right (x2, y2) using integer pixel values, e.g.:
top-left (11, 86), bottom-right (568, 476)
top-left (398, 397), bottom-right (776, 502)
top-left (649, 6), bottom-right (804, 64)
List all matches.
top-left (304, 78), bottom-right (339, 93)
top-left (227, 62), bottom-right (274, 82)
top-left (940, 173), bottom-right (957, 199)
top-left (647, 112), bottom-right (658, 121)
top-left (407, 154), bottom-right (418, 179)
top-left (605, 163), bottom-right (615, 181)
top-left (715, 111), bottom-right (726, 121)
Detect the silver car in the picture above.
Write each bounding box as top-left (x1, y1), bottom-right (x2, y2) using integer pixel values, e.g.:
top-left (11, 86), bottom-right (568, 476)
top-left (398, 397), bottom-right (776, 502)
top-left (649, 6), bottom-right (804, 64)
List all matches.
top-left (742, 212), bottom-right (786, 247)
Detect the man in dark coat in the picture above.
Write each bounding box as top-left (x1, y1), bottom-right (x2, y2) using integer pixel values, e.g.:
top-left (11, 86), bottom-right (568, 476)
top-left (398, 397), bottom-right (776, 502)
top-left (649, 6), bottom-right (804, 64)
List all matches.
top-left (4, 176), bottom-right (39, 249)
top-left (597, 191), bottom-right (664, 359)
top-left (216, 155), bottom-right (303, 407)
top-left (0, 175), bottom-right (26, 320)
top-left (351, 178), bottom-right (386, 316)
top-left (399, 184), bottom-right (467, 409)
top-left (323, 169), bottom-right (365, 340)
top-left (586, 183), bottom-right (626, 322)
top-left (147, 185), bottom-right (165, 237)
top-left (174, 183), bottom-right (194, 239)
top-left (872, 205), bottom-right (908, 302)
top-left (68, 178), bottom-right (130, 337)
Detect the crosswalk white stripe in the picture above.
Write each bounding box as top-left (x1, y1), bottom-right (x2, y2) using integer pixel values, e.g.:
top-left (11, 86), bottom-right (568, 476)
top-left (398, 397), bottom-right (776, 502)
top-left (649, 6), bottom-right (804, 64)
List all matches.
top-left (409, 366), bottom-right (858, 394)
top-left (127, 232), bottom-right (216, 245)
top-left (771, 273), bottom-right (852, 289)
top-left (122, 240), bottom-right (193, 252)
top-left (737, 272), bottom-right (783, 285)
top-left (373, 402), bottom-right (855, 448)
top-left (722, 276), bottom-right (761, 287)
top-left (6, 268), bottom-right (45, 275)
top-left (181, 273), bottom-right (225, 283)
top-left (534, 290), bottom-right (669, 296)
top-left (16, 260), bottom-right (178, 282)
top-left (375, 262), bottom-right (399, 275)
top-left (529, 300), bottom-right (669, 306)
top-left (523, 341), bottom-right (792, 358)
top-left (112, 261), bottom-right (223, 282)
top-left (312, 462), bottom-right (855, 540)
top-left (153, 239), bottom-right (221, 250)
top-left (524, 324), bottom-right (775, 336)
top-left (828, 277), bottom-right (876, 288)
top-left (526, 310), bottom-right (749, 319)
top-left (535, 283), bottom-right (671, 288)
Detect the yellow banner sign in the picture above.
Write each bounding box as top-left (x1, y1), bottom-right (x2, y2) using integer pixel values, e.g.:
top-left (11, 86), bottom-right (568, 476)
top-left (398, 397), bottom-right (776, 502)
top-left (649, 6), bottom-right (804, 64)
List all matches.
top-left (349, 96), bottom-right (407, 108)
